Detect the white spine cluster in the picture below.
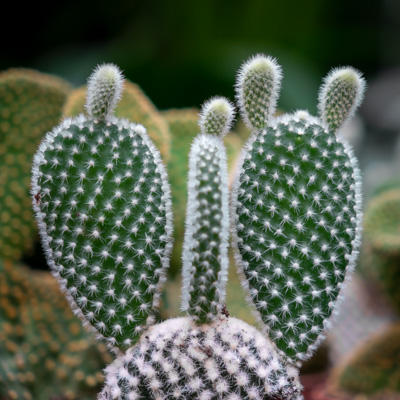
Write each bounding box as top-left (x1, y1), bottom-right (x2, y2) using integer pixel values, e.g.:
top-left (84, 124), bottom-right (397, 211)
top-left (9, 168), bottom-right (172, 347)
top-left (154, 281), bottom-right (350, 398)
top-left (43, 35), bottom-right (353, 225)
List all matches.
top-left (86, 64), bottom-right (124, 121)
top-left (236, 54), bottom-right (282, 131)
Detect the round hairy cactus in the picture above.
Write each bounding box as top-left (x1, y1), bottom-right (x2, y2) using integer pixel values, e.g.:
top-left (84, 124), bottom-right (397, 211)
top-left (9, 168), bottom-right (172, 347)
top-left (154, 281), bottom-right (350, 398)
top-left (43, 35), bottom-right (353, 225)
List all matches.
top-left (99, 317), bottom-right (302, 400)
top-left (232, 55), bottom-right (365, 364)
top-left (31, 64), bottom-right (173, 351)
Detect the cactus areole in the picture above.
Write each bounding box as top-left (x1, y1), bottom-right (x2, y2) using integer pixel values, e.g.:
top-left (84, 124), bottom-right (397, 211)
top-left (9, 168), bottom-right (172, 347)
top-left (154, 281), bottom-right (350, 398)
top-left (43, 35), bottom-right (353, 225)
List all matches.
top-left (32, 56), bottom-right (365, 399)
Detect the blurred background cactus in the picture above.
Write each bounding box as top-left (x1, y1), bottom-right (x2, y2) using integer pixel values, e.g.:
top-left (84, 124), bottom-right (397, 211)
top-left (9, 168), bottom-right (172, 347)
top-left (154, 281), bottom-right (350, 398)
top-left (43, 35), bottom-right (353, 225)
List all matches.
top-left (0, 69), bottom-right (71, 260)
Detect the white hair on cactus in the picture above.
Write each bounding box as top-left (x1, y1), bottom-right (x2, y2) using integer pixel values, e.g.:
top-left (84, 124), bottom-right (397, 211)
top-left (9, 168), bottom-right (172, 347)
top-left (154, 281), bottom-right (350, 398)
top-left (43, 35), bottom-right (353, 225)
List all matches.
top-left (236, 54), bottom-right (283, 131)
top-left (198, 96), bottom-right (235, 138)
top-left (100, 317), bottom-right (303, 399)
top-left (318, 66), bottom-right (366, 132)
top-left (85, 63), bottom-right (124, 121)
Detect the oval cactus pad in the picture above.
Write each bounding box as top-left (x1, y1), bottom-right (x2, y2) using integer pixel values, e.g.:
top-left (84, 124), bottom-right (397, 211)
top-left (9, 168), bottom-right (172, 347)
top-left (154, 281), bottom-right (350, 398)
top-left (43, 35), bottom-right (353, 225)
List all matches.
top-left (32, 116), bottom-right (172, 351)
top-left (233, 113), bottom-right (361, 363)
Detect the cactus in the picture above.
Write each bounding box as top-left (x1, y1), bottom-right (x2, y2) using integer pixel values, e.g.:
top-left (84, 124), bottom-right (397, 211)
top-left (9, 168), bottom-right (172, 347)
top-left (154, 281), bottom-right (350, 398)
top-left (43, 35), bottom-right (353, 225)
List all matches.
top-left (31, 56), bottom-right (365, 399)
top-left (63, 79), bottom-right (171, 163)
top-left (327, 323), bottom-right (400, 399)
top-left (0, 258), bottom-right (112, 400)
top-left (98, 94), bottom-right (302, 400)
top-left (360, 185), bottom-right (400, 314)
top-left (163, 108), bottom-right (243, 277)
top-left (231, 54), bottom-right (365, 364)
top-left (0, 69), bottom-right (71, 260)
top-left (31, 64), bottom-right (174, 352)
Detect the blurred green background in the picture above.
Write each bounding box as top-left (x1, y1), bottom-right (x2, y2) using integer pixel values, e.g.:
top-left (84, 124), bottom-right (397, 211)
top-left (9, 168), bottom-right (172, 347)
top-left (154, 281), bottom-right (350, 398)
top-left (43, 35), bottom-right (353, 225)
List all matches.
top-left (3, 0), bottom-right (398, 114)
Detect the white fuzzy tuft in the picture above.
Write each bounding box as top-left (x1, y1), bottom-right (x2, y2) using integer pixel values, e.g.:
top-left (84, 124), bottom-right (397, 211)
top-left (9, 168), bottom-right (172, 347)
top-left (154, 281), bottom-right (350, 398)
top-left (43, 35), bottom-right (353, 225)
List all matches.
top-left (235, 54), bottom-right (283, 131)
top-left (85, 63), bottom-right (124, 121)
top-left (318, 66), bottom-right (366, 132)
top-left (198, 97), bottom-right (235, 138)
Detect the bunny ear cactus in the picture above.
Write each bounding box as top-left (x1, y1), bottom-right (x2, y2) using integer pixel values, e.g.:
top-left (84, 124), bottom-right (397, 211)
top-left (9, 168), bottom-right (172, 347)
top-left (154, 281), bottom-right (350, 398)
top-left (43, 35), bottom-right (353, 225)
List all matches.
top-left (232, 55), bottom-right (365, 364)
top-left (31, 57), bottom-right (365, 400)
top-left (162, 107), bottom-right (243, 279)
top-left (180, 97), bottom-right (233, 324)
top-left (99, 97), bottom-right (303, 400)
top-left (31, 64), bottom-right (173, 352)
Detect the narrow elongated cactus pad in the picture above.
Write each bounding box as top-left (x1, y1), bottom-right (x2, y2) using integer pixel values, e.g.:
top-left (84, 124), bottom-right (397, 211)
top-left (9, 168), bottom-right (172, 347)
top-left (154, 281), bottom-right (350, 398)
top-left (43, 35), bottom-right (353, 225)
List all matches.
top-left (32, 116), bottom-right (173, 351)
top-left (233, 112), bottom-right (362, 363)
top-left (181, 134), bottom-right (229, 324)
top-left (99, 317), bottom-right (303, 400)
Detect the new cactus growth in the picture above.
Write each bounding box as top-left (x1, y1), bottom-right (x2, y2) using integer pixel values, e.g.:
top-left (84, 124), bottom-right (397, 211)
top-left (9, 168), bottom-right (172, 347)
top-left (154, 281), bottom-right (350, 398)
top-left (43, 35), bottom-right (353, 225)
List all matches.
top-left (232, 55), bottom-right (364, 364)
top-left (31, 56), bottom-right (365, 399)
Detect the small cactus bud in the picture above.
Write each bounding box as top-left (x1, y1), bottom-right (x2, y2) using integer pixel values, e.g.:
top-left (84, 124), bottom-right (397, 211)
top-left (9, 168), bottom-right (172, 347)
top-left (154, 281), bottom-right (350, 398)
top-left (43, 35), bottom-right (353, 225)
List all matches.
top-left (318, 67), bottom-right (366, 132)
top-left (236, 54), bottom-right (282, 131)
top-left (85, 64), bottom-right (124, 121)
top-left (198, 97), bottom-right (235, 137)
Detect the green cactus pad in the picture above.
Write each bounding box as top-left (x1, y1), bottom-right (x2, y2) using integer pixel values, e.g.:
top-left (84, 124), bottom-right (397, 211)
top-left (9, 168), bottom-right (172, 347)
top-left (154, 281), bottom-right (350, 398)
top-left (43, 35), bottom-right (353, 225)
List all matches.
top-left (63, 82), bottom-right (171, 163)
top-left (0, 69), bottom-right (71, 260)
top-left (232, 113), bottom-right (362, 363)
top-left (32, 115), bottom-right (173, 351)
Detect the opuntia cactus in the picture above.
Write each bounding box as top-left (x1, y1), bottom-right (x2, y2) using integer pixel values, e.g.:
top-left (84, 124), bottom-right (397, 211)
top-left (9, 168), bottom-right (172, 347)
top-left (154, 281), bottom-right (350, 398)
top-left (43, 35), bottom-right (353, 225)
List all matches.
top-left (98, 94), bottom-right (302, 400)
top-left (31, 63), bottom-right (174, 352)
top-left (31, 55), bottom-right (365, 400)
top-left (231, 55), bottom-right (365, 364)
